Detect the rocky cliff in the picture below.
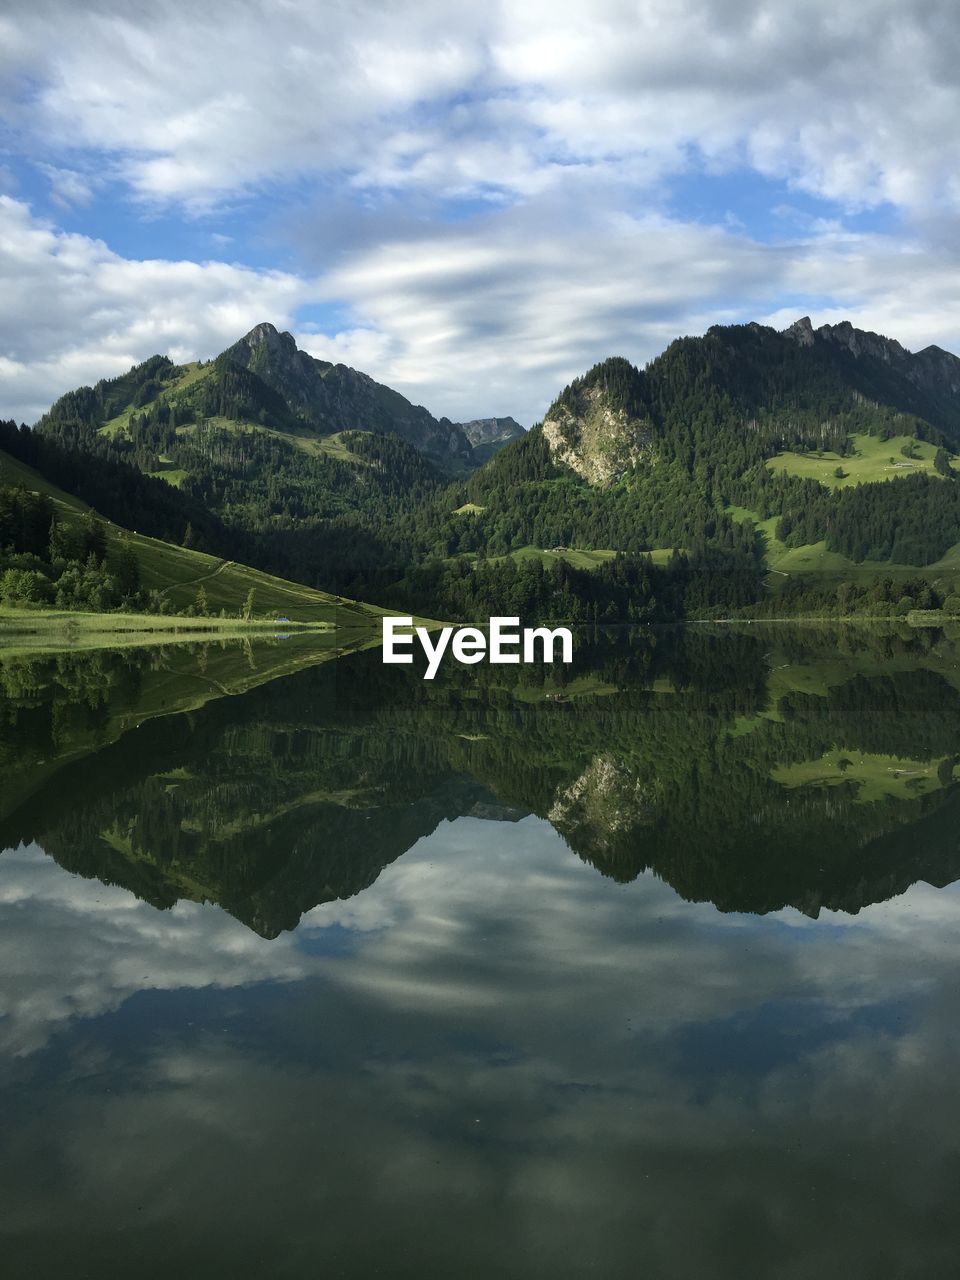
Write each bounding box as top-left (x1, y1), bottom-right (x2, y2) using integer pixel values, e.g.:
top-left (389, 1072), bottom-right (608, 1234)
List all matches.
top-left (541, 357), bottom-right (655, 486)
top-left (456, 416), bottom-right (525, 447)
top-left (784, 315), bottom-right (960, 427)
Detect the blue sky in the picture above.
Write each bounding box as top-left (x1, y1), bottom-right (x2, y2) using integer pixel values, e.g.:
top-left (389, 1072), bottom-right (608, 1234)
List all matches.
top-left (2, 0), bottom-right (960, 425)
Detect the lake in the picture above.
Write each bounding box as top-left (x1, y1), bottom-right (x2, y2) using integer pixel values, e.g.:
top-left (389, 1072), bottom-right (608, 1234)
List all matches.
top-left (2, 624), bottom-right (960, 1278)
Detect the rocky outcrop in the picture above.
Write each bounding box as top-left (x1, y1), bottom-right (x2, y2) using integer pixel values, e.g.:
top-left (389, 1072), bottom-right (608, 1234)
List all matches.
top-left (453, 416), bottom-right (525, 464)
top-left (455, 416), bottom-right (525, 448)
top-left (785, 315), bottom-right (816, 348)
top-left (543, 392), bottom-right (653, 486)
top-left (541, 357), bottom-right (654, 487)
top-left (548, 753), bottom-right (657, 879)
top-left (816, 319), bottom-right (910, 363)
top-left (784, 315), bottom-right (960, 398)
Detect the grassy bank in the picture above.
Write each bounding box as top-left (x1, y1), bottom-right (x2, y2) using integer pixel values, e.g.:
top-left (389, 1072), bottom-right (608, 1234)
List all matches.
top-left (0, 605), bottom-right (443, 656)
top-left (0, 607), bottom-right (344, 655)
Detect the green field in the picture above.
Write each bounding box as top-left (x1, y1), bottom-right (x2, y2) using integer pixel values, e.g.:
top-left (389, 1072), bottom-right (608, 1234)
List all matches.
top-left (468, 545), bottom-right (619, 571)
top-left (766, 432), bottom-right (960, 489)
top-left (772, 749), bottom-right (951, 803)
top-left (510, 545), bottom-right (618, 570)
top-left (176, 419), bottom-right (369, 464)
top-left (146, 459), bottom-right (188, 487)
top-left (453, 542), bottom-right (676, 571)
top-left (448, 544), bottom-right (678, 574)
top-left (0, 448), bottom-right (388, 626)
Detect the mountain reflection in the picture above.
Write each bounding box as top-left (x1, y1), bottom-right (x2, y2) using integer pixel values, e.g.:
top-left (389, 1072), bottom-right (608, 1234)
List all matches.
top-left (2, 623), bottom-right (960, 931)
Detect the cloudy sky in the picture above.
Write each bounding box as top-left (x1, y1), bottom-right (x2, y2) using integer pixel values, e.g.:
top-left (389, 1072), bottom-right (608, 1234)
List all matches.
top-left (2, 0), bottom-right (960, 424)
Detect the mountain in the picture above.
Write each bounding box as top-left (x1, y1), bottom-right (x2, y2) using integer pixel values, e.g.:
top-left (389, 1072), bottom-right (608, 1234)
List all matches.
top-left (26, 323), bottom-right (529, 597)
top-left (30, 338), bottom-right (457, 593)
top-left (222, 322), bottom-right (475, 464)
top-left (456, 415), bottom-right (525, 447)
top-left (35, 321), bottom-right (518, 470)
top-left (382, 317), bottom-right (960, 622)
top-left (786, 315), bottom-right (960, 414)
top-left (535, 320), bottom-right (960, 489)
top-left (20, 315), bottom-right (960, 624)
top-left (453, 416), bottom-right (525, 465)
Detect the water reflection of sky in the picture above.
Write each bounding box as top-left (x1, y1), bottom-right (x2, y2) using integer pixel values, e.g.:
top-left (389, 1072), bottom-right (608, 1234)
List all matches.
top-left (2, 815), bottom-right (960, 1278)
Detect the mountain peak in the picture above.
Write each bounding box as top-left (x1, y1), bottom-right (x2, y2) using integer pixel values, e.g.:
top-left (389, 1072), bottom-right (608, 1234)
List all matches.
top-left (455, 416), bottom-right (525, 447)
top-left (245, 320), bottom-right (279, 339)
top-left (818, 320), bottom-right (908, 362)
top-left (784, 316), bottom-right (815, 347)
top-left (237, 321), bottom-right (299, 355)
top-left (221, 325), bottom-right (477, 463)
top-left (783, 315), bottom-right (911, 363)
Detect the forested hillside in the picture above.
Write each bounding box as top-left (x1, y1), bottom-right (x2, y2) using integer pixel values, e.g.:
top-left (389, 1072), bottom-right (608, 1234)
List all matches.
top-left (0, 428), bottom-right (386, 624)
top-left (13, 316), bottom-right (960, 623)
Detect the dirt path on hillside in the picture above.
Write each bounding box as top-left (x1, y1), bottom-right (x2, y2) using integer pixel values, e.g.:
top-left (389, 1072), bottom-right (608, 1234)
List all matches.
top-left (161, 559), bottom-right (235, 597)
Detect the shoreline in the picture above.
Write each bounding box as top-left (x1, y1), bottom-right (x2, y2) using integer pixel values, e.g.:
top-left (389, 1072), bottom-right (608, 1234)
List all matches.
top-left (1, 607), bottom-right (953, 659)
top-left (0, 609), bottom-right (337, 654)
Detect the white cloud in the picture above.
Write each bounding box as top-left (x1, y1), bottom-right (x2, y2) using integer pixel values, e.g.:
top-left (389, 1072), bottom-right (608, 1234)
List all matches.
top-left (0, 195), bottom-right (315, 421)
top-left (298, 204), bottom-right (773, 421)
top-left (5, 0), bottom-right (960, 216)
top-left (5, 0), bottom-right (491, 207)
top-left (4, 2), bottom-right (960, 422)
top-left (35, 163), bottom-right (96, 209)
top-left (303, 204), bottom-right (960, 423)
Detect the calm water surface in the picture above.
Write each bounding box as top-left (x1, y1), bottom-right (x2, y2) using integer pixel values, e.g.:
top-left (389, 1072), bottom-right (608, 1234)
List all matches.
top-left (2, 625), bottom-right (960, 1278)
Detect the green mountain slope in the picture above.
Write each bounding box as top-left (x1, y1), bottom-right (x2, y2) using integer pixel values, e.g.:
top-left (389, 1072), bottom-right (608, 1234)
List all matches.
top-left (37, 322), bottom-right (515, 472)
top-left (31, 330), bottom-right (490, 593)
top-left (0, 447), bottom-right (387, 625)
top-left (23, 315), bottom-right (960, 623)
top-left (454, 321), bottom-right (960, 575)
top-left (224, 322), bottom-right (476, 462)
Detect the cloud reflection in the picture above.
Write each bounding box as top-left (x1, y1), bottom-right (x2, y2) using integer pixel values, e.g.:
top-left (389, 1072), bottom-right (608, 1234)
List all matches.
top-left (2, 812), bottom-right (960, 1274)
top-left (0, 842), bottom-right (307, 1057)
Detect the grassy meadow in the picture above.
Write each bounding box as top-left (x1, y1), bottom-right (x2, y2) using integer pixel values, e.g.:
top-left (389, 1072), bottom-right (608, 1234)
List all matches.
top-left (772, 750), bottom-right (951, 803)
top-left (766, 432), bottom-right (960, 489)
